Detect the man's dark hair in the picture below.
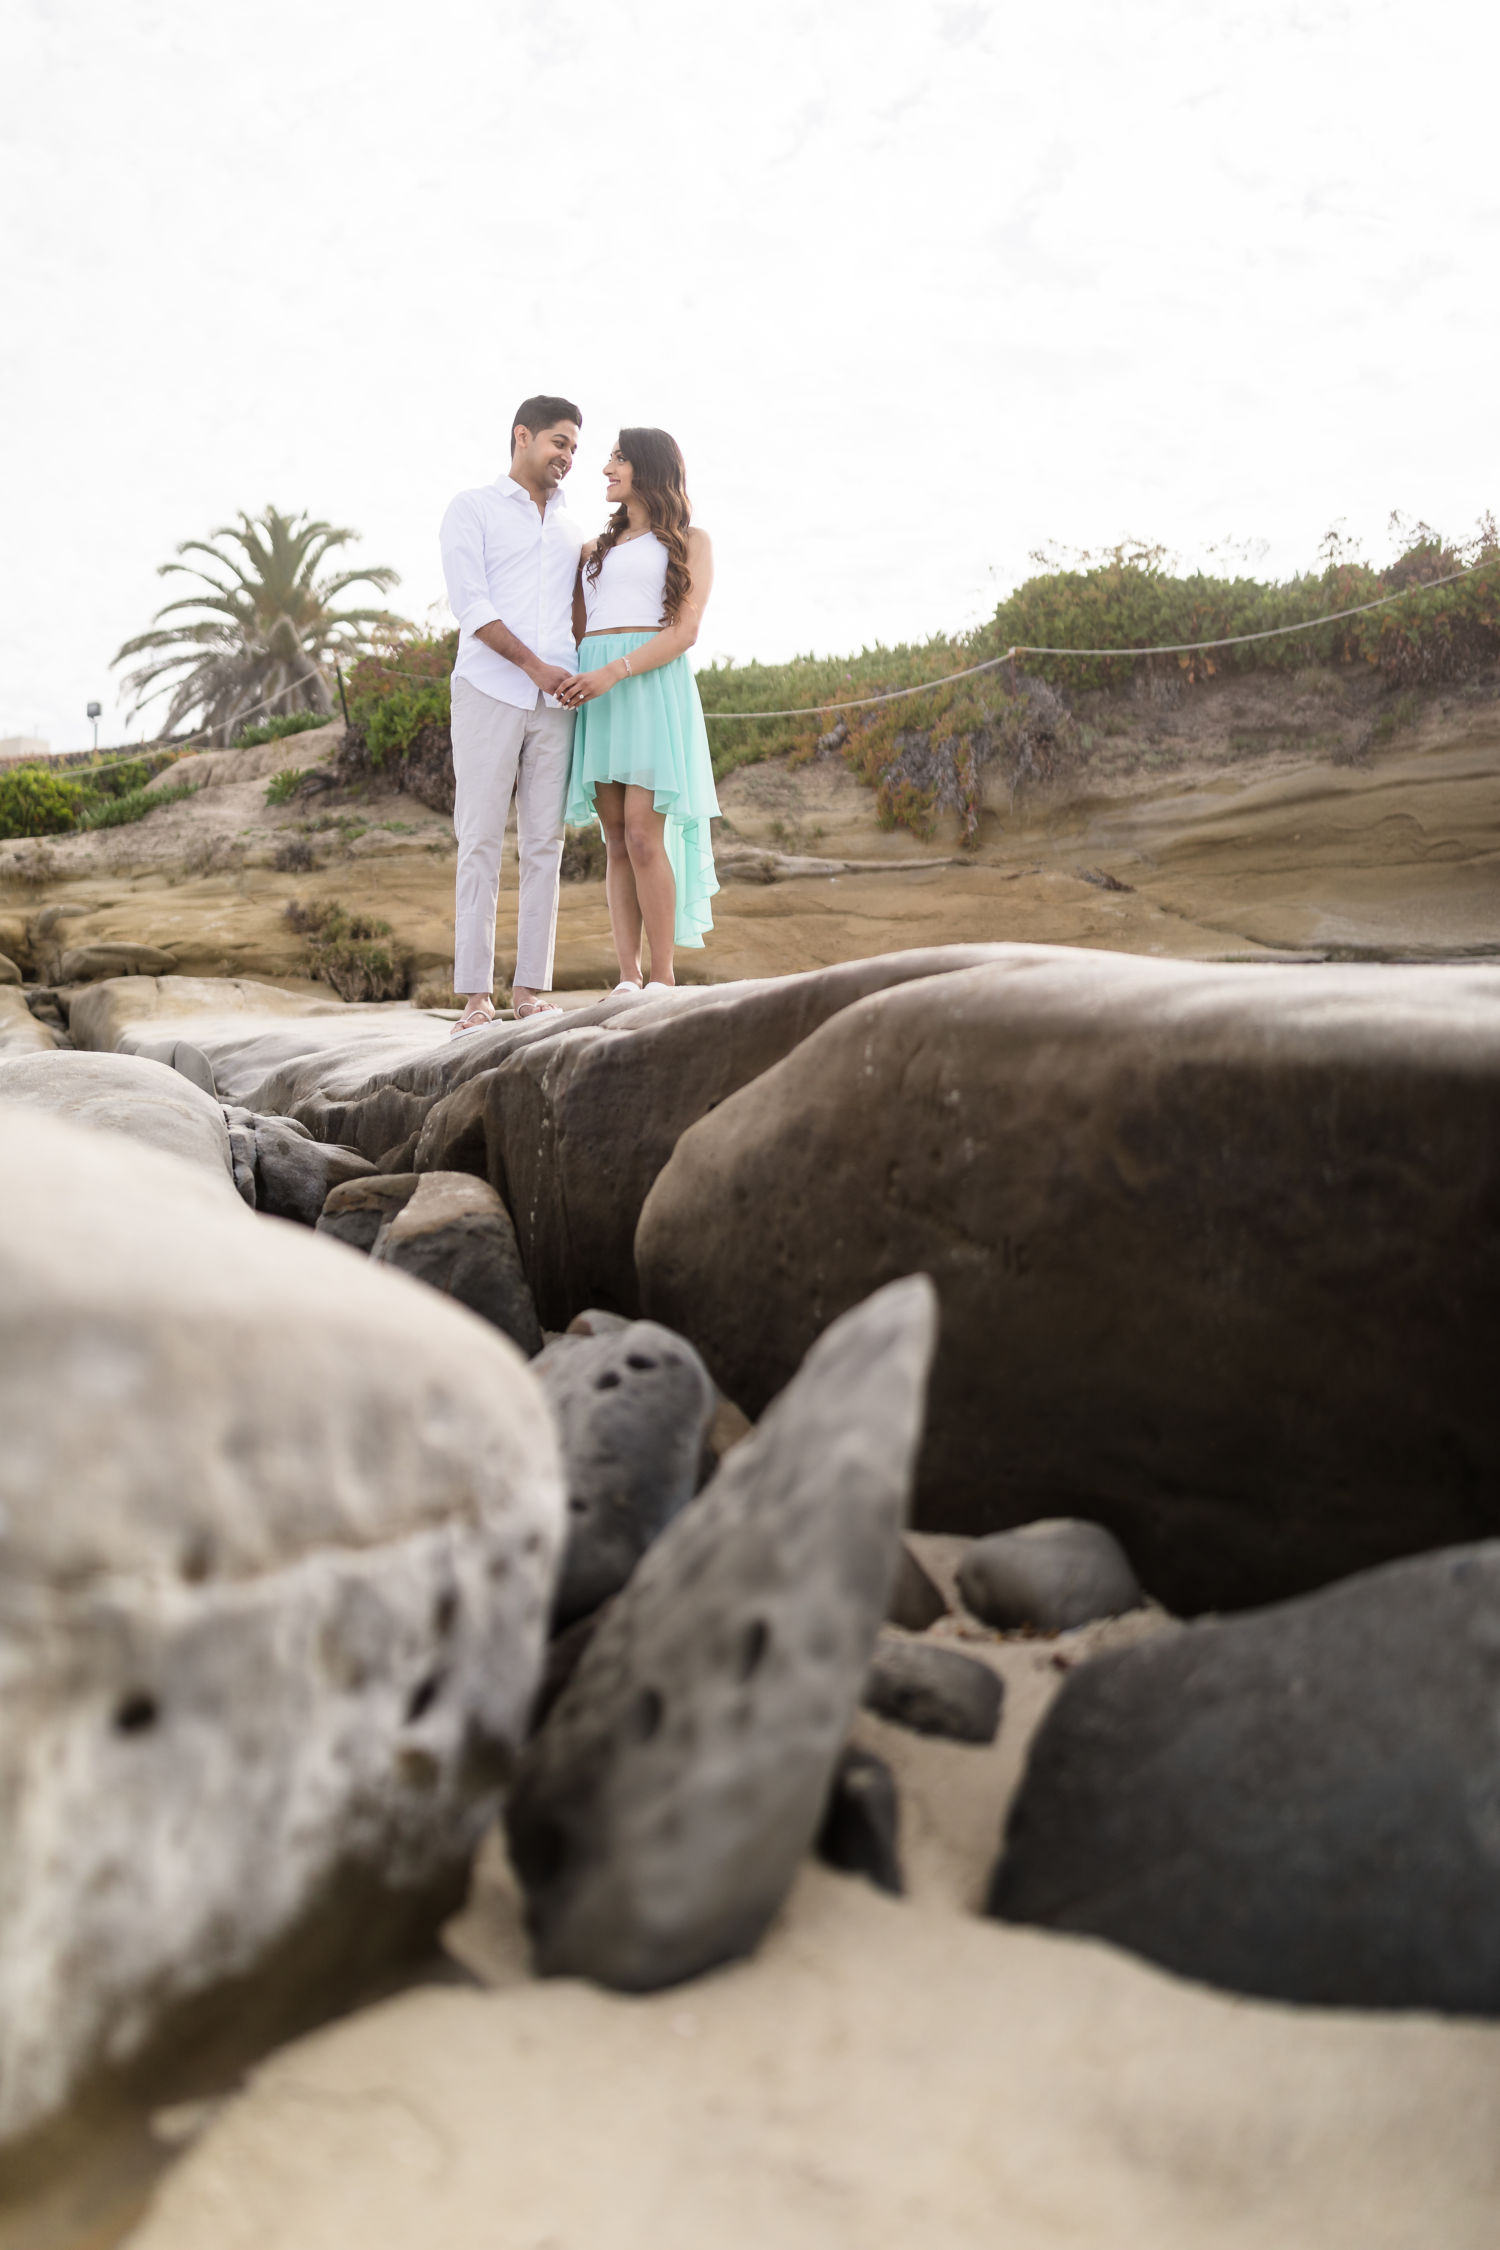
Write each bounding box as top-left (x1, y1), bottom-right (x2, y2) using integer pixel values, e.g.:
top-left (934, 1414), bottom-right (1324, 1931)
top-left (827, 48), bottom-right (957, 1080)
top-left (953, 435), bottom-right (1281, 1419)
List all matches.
top-left (511, 395), bottom-right (582, 456)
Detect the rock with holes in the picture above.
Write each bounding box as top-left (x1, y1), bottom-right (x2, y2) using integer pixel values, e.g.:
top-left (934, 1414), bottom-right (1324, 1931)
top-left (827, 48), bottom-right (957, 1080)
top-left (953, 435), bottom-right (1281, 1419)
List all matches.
top-left (0, 1048), bottom-right (236, 1187)
top-left (817, 1745), bottom-right (904, 1894)
top-left (317, 1171), bottom-right (422, 1254)
top-left (957, 1519), bottom-right (1143, 1631)
top-left (0, 1102), bottom-right (563, 2150)
top-left (505, 1275), bottom-right (937, 1990)
top-left (863, 1632), bottom-right (1004, 1744)
top-left (990, 1542), bottom-right (1500, 2013)
top-left (237, 1109), bottom-right (376, 1224)
top-left (370, 1171), bottom-right (542, 1357)
top-left (637, 950), bottom-right (1500, 1613)
top-left (533, 1321), bottom-right (719, 1628)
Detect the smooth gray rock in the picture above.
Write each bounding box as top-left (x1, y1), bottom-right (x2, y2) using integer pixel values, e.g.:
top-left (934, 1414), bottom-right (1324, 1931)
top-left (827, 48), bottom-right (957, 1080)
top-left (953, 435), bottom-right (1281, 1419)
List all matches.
top-left (0, 951), bottom-right (21, 986)
top-left (249, 1112), bottom-right (376, 1224)
top-left (957, 1519), bottom-right (1142, 1631)
top-left (637, 949), bottom-right (1500, 1613)
top-left (990, 1541), bottom-right (1500, 2014)
top-left (535, 1321), bottom-right (719, 1629)
top-left (370, 1171), bottom-right (542, 1356)
top-left (0, 1048), bottom-right (235, 1187)
top-left (817, 1745), bottom-right (903, 1895)
top-left (887, 1540), bottom-right (948, 1631)
top-left (863, 1632), bottom-right (1004, 1744)
top-left (506, 1274), bottom-right (938, 1990)
top-left (0, 1103), bottom-right (564, 2148)
top-left (317, 1171), bottom-right (422, 1254)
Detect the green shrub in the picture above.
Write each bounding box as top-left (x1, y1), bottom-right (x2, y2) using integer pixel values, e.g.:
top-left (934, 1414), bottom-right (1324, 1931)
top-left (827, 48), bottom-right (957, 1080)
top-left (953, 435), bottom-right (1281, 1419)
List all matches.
top-left (560, 823), bottom-right (607, 881)
top-left (0, 766), bottom-right (82, 838)
top-left (284, 897), bottom-right (411, 1002)
top-left (233, 709), bottom-right (334, 748)
top-left (76, 779), bottom-right (200, 831)
top-left (265, 767), bottom-right (304, 805)
top-left (345, 636), bottom-right (454, 765)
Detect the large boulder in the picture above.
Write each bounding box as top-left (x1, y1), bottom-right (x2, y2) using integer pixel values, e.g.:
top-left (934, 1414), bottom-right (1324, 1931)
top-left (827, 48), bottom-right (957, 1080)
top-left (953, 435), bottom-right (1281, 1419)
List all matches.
top-left (637, 949), bottom-right (1500, 1612)
top-left (232, 1108), bottom-right (375, 1223)
top-left (505, 1276), bottom-right (937, 1990)
top-left (0, 1104), bottom-right (564, 2150)
top-left (416, 948), bottom-right (1014, 1328)
top-left (0, 1048), bottom-right (235, 1187)
top-left (370, 1170), bottom-right (542, 1356)
top-left (990, 1542), bottom-right (1500, 2015)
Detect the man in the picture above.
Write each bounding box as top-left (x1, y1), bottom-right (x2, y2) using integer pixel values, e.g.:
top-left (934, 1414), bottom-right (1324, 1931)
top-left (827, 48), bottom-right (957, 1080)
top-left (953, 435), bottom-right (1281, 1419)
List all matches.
top-left (439, 394), bottom-right (585, 1033)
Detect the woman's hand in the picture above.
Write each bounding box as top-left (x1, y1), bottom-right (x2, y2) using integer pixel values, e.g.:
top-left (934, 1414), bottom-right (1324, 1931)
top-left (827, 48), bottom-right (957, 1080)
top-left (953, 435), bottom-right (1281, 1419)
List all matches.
top-left (556, 660), bottom-right (625, 708)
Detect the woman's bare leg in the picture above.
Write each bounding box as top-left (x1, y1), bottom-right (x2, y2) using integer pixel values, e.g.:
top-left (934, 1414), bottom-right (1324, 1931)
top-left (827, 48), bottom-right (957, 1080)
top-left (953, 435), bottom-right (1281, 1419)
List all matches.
top-left (623, 785), bottom-right (676, 985)
top-left (595, 782), bottom-right (644, 984)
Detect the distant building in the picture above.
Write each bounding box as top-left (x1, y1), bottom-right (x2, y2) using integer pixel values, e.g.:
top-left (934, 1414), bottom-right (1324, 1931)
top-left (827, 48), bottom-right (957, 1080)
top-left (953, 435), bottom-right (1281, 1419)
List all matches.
top-left (0, 737), bottom-right (51, 766)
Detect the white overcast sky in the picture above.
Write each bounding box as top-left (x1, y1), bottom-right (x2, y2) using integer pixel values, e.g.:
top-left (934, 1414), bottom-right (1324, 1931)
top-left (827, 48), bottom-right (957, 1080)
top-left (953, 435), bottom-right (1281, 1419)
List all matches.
top-left (2, 0), bottom-right (1496, 749)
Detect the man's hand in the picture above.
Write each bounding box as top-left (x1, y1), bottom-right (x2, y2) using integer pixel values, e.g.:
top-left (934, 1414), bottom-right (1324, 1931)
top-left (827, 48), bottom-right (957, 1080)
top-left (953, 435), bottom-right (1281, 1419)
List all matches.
top-left (528, 660), bottom-right (571, 699)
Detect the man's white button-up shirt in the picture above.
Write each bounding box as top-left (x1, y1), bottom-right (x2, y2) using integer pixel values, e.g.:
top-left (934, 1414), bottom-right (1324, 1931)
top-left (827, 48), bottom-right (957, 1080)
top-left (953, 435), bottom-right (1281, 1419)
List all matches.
top-left (439, 474), bottom-right (586, 709)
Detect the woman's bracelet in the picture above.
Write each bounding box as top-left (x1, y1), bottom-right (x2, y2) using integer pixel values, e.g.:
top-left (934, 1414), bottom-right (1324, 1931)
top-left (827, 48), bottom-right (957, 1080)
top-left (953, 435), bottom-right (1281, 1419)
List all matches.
top-left (620, 651), bottom-right (634, 678)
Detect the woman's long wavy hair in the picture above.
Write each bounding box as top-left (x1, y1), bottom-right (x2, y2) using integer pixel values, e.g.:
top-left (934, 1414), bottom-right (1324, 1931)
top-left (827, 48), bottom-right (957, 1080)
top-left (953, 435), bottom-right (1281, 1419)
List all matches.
top-left (585, 427), bottom-right (693, 623)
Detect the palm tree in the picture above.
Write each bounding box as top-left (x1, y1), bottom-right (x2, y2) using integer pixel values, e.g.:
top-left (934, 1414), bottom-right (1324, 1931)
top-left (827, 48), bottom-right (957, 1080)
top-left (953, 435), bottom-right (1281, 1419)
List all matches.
top-left (113, 506), bottom-right (409, 744)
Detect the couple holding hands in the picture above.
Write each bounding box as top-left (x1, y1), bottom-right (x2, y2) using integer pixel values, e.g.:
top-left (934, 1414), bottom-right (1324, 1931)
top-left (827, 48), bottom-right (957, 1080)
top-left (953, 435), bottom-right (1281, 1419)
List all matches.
top-left (438, 393), bottom-right (720, 1032)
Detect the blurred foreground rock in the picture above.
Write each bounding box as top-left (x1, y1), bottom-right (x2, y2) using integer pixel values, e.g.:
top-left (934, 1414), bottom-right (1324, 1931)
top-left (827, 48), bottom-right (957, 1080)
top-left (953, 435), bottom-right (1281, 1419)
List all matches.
top-left (992, 1540), bottom-right (1500, 2013)
top-left (0, 1049), bottom-right (236, 1188)
top-left (0, 1104), bottom-right (563, 2151)
top-left (506, 1278), bottom-right (936, 1989)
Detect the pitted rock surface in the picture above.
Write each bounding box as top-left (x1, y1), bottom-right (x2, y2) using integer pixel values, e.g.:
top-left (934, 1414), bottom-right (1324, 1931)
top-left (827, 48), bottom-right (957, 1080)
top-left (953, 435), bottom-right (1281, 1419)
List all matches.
top-left (957, 1519), bottom-right (1143, 1631)
top-left (247, 1111), bottom-right (375, 1223)
top-left (0, 1103), bottom-right (563, 2148)
top-left (991, 1541), bottom-right (1500, 2014)
top-left (535, 1321), bottom-right (719, 1628)
top-left (506, 1275), bottom-right (937, 1990)
top-left (370, 1170), bottom-right (541, 1356)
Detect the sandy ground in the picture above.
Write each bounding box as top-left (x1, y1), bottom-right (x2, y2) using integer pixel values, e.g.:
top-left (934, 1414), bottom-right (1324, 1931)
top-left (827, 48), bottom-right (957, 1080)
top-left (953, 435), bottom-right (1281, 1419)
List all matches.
top-left (112, 1574), bottom-right (1500, 2250)
top-left (2, 684), bottom-right (1496, 993)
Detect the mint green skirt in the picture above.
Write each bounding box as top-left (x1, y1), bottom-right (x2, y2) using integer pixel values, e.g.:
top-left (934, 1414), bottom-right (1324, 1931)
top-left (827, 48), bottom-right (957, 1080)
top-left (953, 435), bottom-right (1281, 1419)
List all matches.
top-left (566, 632), bottom-right (721, 947)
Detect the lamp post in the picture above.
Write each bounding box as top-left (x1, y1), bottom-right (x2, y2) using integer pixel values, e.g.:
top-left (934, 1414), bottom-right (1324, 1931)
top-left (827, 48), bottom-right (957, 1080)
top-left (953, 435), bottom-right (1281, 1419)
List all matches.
top-left (86, 701), bottom-right (102, 755)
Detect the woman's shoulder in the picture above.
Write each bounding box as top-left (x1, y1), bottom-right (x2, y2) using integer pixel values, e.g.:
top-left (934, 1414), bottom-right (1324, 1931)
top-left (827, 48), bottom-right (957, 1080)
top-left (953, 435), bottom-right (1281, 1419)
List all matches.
top-left (686, 523), bottom-right (712, 550)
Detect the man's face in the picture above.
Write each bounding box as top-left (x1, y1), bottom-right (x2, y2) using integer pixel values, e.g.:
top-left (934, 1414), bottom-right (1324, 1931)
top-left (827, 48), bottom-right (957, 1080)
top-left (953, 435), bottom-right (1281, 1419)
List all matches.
top-left (512, 420), bottom-right (579, 491)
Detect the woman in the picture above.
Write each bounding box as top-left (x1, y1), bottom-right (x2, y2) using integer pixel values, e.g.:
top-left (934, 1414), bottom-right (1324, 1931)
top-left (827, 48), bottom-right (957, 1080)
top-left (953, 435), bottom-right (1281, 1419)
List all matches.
top-left (557, 428), bottom-right (719, 992)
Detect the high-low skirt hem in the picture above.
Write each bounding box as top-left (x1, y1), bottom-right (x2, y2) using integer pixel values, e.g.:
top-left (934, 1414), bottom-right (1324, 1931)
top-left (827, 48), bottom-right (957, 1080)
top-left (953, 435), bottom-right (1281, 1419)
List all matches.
top-left (566, 633), bottom-right (721, 948)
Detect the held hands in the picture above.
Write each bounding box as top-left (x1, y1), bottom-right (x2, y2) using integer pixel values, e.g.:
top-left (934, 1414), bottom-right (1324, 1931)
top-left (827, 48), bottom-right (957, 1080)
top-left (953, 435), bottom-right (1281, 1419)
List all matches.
top-left (528, 660), bottom-right (572, 699)
top-left (554, 657), bottom-right (629, 709)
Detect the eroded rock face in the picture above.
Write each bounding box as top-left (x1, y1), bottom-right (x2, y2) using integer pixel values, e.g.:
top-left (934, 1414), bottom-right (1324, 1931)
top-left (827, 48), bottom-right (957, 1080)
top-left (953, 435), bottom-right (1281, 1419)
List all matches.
top-left (505, 1276), bottom-right (937, 1991)
top-left (0, 1049), bottom-right (235, 1187)
top-left (419, 949), bottom-right (1015, 1328)
top-left (534, 1322), bottom-right (719, 1629)
top-left (991, 1543), bottom-right (1500, 2015)
top-left (370, 1170), bottom-right (541, 1357)
top-left (638, 949), bottom-right (1500, 1612)
top-left (957, 1520), bottom-right (1143, 1632)
top-left (241, 1111), bottom-right (375, 1224)
top-left (0, 1104), bottom-right (564, 2149)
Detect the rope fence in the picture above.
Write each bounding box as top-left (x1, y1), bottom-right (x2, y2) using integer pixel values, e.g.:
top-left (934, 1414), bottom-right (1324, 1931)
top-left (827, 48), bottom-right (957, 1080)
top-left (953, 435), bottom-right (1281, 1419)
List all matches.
top-left (123, 553), bottom-right (1498, 748)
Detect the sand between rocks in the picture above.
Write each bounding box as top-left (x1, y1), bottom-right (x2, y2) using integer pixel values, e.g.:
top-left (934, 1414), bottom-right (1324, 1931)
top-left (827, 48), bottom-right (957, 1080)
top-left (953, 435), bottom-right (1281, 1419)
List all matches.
top-left (124, 1863), bottom-right (1500, 2250)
